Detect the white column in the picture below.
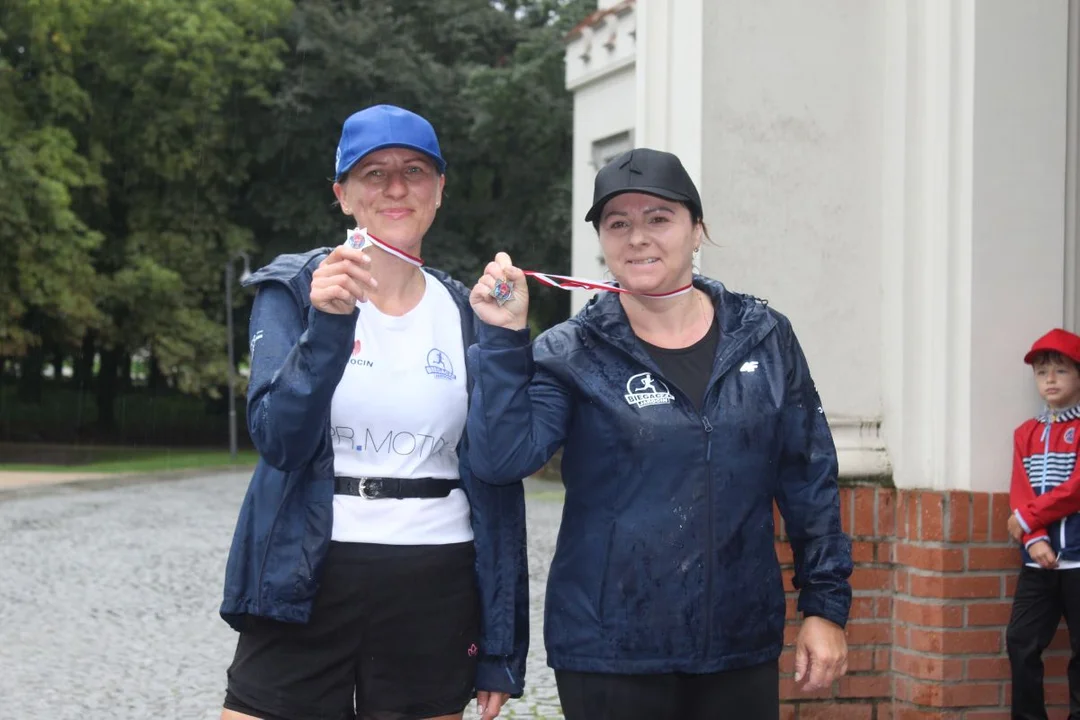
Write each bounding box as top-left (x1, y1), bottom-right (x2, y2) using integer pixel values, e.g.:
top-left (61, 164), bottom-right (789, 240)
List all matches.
top-left (565, 3), bottom-right (638, 314)
top-left (968, 0), bottom-right (1070, 493)
top-left (696, 0), bottom-right (890, 479)
top-left (1067, 0), bottom-right (1079, 333)
top-left (882, 0), bottom-right (1071, 491)
top-left (880, 0), bottom-right (976, 492)
top-left (634, 0), bottom-right (704, 183)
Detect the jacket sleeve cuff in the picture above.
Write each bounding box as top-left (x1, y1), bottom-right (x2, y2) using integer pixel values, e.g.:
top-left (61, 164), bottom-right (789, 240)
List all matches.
top-left (1024, 534), bottom-right (1051, 550)
top-left (306, 305), bottom-right (360, 349)
top-left (475, 656), bottom-right (524, 697)
top-left (1015, 509), bottom-right (1034, 534)
top-left (477, 323), bottom-right (531, 350)
top-left (797, 590), bottom-right (851, 630)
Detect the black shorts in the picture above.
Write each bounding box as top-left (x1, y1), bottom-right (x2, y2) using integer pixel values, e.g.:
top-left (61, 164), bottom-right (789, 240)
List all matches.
top-left (224, 541), bottom-right (480, 720)
top-left (554, 660), bottom-right (780, 720)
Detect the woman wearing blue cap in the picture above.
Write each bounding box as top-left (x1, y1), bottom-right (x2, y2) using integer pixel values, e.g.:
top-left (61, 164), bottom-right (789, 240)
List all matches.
top-left (467, 148), bottom-right (853, 719)
top-left (218, 104), bottom-right (527, 720)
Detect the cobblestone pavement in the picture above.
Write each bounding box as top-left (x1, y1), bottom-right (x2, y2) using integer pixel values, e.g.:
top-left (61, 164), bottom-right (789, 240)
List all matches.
top-left (0, 472), bottom-right (566, 720)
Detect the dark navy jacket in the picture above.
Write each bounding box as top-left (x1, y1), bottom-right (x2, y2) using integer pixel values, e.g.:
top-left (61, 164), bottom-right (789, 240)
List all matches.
top-left (466, 276), bottom-right (852, 674)
top-left (219, 248), bottom-right (529, 695)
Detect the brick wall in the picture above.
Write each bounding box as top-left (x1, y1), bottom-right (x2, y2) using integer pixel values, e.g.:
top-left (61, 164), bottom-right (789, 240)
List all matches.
top-left (776, 485), bottom-right (1072, 719)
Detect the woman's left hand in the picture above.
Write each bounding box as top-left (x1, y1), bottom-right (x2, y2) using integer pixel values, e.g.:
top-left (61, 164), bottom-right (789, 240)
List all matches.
top-left (470, 252), bottom-right (530, 331)
top-left (476, 690), bottom-right (510, 719)
top-left (793, 616), bottom-right (848, 692)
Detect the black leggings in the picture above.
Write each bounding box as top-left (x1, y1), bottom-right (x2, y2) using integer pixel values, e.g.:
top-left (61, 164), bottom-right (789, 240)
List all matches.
top-left (555, 660), bottom-right (780, 720)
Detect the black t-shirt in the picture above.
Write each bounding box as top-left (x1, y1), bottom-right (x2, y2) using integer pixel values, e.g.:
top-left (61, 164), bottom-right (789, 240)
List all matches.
top-left (638, 316), bottom-right (720, 413)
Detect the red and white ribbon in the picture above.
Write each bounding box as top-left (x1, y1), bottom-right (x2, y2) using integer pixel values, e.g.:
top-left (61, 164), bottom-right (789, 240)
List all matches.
top-left (345, 227), bottom-right (694, 300)
top-left (522, 271), bottom-right (693, 299)
top-left (346, 228), bottom-right (424, 267)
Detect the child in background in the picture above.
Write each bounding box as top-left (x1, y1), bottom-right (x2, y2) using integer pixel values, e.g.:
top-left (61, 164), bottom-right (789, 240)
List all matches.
top-left (1006, 328), bottom-right (1080, 720)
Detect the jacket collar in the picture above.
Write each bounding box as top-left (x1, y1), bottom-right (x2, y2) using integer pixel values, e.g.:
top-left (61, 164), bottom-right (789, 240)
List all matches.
top-left (575, 275), bottom-right (777, 382)
top-left (1038, 404), bottom-right (1080, 423)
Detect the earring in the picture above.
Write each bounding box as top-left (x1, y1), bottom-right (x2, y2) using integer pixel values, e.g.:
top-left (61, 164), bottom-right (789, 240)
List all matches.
top-left (436, 202), bottom-right (441, 208)
top-left (693, 247), bottom-right (700, 255)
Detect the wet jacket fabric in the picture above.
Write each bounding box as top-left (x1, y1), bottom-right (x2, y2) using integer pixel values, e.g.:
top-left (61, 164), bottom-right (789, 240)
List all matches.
top-left (218, 248), bottom-right (529, 695)
top-left (466, 276), bottom-right (853, 674)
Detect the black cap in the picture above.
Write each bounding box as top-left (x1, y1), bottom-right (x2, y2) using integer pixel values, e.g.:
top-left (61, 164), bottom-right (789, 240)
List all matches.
top-left (585, 148), bottom-right (703, 224)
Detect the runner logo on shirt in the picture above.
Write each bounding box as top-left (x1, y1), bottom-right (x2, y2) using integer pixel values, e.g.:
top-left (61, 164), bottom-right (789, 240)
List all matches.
top-left (425, 348), bottom-right (456, 380)
top-left (1067, 428), bottom-right (1077, 445)
top-left (624, 372), bottom-right (674, 408)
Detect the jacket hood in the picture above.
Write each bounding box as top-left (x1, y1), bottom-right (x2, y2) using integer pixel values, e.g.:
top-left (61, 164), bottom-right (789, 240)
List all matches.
top-left (568, 275), bottom-right (779, 377)
top-left (242, 248), bottom-right (330, 289)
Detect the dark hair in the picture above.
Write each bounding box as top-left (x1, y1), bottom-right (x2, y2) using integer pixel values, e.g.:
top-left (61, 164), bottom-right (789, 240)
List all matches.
top-left (1030, 350), bottom-right (1080, 371)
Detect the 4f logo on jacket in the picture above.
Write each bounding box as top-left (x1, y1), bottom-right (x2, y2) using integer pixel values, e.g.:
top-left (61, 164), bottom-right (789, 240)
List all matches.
top-left (624, 372), bottom-right (674, 408)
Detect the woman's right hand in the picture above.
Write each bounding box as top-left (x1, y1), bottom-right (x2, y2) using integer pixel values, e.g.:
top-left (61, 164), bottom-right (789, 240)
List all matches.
top-left (470, 252), bottom-right (529, 331)
top-left (310, 245), bottom-right (378, 314)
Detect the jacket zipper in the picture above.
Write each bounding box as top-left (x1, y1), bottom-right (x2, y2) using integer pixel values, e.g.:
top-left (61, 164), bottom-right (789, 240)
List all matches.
top-left (702, 414), bottom-right (714, 658)
top-left (1047, 415), bottom-right (1069, 553)
top-left (597, 342), bottom-right (726, 661)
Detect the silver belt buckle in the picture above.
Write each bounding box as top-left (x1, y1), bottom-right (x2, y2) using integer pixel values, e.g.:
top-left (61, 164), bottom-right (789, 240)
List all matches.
top-left (359, 477), bottom-right (378, 500)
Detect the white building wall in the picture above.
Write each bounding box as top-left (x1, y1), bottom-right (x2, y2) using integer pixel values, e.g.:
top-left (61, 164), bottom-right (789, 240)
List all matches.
top-left (965, 0), bottom-right (1070, 492)
top-left (566, 3), bottom-right (637, 314)
top-left (568, 67), bottom-right (636, 312)
top-left (567, 0), bottom-right (1079, 490)
top-left (696, 0), bottom-right (888, 476)
top-left (880, 0), bottom-right (1072, 492)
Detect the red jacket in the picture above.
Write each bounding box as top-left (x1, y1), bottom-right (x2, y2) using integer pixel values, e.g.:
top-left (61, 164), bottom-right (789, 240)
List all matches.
top-left (1010, 405), bottom-right (1080, 559)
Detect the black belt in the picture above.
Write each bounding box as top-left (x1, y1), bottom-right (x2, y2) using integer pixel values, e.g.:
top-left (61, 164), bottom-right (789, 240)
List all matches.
top-left (333, 476), bottom-right (461, 500)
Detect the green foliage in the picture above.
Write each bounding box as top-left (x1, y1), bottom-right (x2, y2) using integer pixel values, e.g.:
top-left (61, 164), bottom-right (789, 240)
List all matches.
top-left (71, 0), bottom-right (291, 388)
top-left (0, 0), bottom-right (596, 443)
top-left (0, 0), bottom-right (104, 354)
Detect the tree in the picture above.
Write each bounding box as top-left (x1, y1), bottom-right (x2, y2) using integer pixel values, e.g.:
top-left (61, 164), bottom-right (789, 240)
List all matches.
top-left (65, 0), bottom-right (291, 425)
top-left (246, 0), bottom-right (595, 331)
top-left (0, 0), bottom-right (103, 387)
top-left (1, 0), bottom-right (595, 443)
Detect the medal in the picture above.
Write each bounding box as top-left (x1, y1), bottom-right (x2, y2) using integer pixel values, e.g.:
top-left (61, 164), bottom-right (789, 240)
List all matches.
top-left (490, 279), bottom-right (515, 306)
top-left (343, 228), bottom-right (693, 300)
top-left (345, 228), bottom-right (424, 266)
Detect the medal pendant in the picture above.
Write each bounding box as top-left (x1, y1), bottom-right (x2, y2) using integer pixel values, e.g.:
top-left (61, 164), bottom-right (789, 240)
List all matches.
top-left (490, 279), bottom-right (514, 306)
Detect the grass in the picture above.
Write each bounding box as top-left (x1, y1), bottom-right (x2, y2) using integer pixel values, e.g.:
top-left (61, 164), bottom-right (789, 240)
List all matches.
top-left (0, 448), bottom-right (259, 474)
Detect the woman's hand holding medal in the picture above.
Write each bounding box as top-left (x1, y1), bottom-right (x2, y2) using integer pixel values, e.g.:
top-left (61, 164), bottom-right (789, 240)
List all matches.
top-left (471, 252), bottom-right (530, 331)
top-left (310, 245), bottom-right (379, 314)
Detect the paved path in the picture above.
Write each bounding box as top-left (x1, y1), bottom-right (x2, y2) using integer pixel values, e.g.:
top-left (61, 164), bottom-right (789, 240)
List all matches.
top-left (0, 472), bottom-right (565, 720)
top-left (0, 471), bottom-right (116, 490)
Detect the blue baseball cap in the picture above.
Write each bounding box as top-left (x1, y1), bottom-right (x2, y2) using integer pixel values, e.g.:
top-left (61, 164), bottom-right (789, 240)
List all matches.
top-left (334, 104), bottom-right (446, 179)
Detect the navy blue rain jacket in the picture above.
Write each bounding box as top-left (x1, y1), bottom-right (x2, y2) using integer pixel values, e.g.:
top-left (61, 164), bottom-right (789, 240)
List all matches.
top-left (466, 276), bottom-right (852, 674)
top-left (219, 249), bottom-right (529, 695)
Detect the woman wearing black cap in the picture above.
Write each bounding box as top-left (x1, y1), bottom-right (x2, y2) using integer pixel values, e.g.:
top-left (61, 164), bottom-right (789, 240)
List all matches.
top-left (467, 148), bottom-right (853, 719)
top-left (218, 104), bottom-right (527, 720)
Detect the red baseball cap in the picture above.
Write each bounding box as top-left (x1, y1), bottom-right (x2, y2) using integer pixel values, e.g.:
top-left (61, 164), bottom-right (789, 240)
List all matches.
top-left (1024, 328), bottom-right (1080, 365)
